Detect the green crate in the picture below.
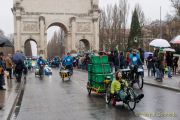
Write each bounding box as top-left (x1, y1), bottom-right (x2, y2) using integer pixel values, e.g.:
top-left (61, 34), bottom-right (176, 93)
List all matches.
top-left (90, 56), bottom-right (108, 64)
top-left (91, 73), bottom-right (113, 83)
top-left (91, 64), bottom-right (111, 73)
top-left (88, 72), bottom-right (92, 81)
top-left (88, 64), bottom-right (92, 72)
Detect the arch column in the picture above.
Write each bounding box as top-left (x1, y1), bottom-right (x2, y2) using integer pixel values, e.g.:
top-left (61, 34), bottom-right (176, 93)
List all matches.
top-left (16, 16), bottom-right (21, 51)
top-left (93, 18), bottom-right (99, 51)
top-left (39, 16), bottom-right (46, 58)
top-left (71, 18), bottom-right (76, 50)
top-left (66, 33), bottom-right (71, 53)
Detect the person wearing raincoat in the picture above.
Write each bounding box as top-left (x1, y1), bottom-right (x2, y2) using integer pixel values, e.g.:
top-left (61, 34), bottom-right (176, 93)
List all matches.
top-left (111, 72), bottom-right (129, 103)
top-left (12, 51), bottom-right (26, 82)
top-left (110, 71), bottom-right (144, 106)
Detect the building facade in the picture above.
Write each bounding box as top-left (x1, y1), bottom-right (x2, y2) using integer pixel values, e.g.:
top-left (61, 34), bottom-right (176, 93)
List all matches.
top-left (12, 0), bottom-right (100, 57)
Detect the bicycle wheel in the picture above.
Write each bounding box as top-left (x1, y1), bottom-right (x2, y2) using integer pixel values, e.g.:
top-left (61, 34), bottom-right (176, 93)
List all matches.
top-left (39, 67), bottom-right (44, 79)
top-left (127, 72), bottom-right (133, 87)
top-left (127, 88), bottom-right (136, 111)
top-left (105, 84), bottom-right (111, 104)
top-left (137, 75), bottom-right (144, 89)
top-left (87, 82), bottom-right (92, 95)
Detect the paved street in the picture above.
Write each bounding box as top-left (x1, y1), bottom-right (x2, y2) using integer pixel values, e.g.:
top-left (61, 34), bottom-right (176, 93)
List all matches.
top-left (0, 77), bottom-right (21, 120)
top-left (1, 0), bottom-right (180, 120)
top-left (11, 69), bottom-right (180, 120)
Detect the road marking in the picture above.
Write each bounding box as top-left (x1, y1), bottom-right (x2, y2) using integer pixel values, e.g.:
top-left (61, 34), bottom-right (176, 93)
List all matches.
top-left (140, 115), bottom-right (153, 120)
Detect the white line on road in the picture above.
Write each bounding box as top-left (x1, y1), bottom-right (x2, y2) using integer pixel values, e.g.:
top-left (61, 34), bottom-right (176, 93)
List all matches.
top-left (140, 115), bottom-right (153, 120)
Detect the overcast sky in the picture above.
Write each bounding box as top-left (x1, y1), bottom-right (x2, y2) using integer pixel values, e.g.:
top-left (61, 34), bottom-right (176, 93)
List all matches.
top-left (0, 0), bottom-right (174, 36)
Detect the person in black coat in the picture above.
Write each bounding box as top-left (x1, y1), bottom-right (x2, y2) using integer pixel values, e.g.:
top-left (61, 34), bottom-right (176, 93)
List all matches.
top-left (173, 56), bottom-right (179, 75)
top-left (147, 54), bottom-right (155, 77)
top-left (119, 52), bottom-right (125, 69)
top-left (114, 50), bottom-right (119, 72)
top-left (166, 52), bottom-right (173, 78)
top-left (108, 51), bottom-right (114, 72)
top-left (0, 52), bottom-right (6, 90)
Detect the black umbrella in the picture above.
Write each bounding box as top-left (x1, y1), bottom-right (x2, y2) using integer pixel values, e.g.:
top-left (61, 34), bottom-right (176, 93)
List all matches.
top-left (0, 36), bottom-right (13, 47)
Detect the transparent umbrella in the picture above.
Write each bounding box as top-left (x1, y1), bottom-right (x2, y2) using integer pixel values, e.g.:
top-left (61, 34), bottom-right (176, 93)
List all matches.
top-left (163, 48), bottom-right (176, 52)
top-left (149, 39), bottom-right (170, 48)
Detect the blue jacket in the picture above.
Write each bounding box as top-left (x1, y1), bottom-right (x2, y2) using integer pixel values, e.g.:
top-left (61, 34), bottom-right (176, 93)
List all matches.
top-left (130, 53), bottom-right (141, 65)
top-left (37, 58), bottom-right (45, 66)
top-left (62, 56), bottom-right (73, 66)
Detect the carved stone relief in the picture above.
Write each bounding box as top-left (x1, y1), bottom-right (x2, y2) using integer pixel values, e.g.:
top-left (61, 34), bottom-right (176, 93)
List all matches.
top-left (23, 21), bottom-right (38, 32)
top-left (77, 22), bottom-right (91, 32)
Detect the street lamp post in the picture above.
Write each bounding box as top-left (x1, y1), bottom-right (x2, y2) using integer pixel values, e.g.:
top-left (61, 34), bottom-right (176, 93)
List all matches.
top-left (160, 6), bottom-right (162, 38)
top-left (123, 0), bottom-right (126, 51)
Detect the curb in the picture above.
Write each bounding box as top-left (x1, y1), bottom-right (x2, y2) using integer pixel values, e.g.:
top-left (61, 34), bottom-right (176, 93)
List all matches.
top-left (144, 81), bottom-right (180, 92)
top-left (6, 77), bottom-right (26, 120)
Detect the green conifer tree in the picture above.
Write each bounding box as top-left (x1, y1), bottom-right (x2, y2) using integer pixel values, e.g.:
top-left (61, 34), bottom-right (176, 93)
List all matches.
top-left (127, 8), bottom-right (141, 50)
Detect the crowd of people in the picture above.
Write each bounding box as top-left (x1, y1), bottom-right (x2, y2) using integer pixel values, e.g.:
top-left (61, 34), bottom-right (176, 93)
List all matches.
top-left (0, 52), bottom-right (14, 90)
top-left (0, 50), bottom-right (29, 90)
top-left (0, 48), bottom-right (179, 90)
top-left (146, 48), bottom-right (179, 81)
top-left (73, 48), bottom-right (179, 82)
top-left (74, 49), bottom-right (143, 72)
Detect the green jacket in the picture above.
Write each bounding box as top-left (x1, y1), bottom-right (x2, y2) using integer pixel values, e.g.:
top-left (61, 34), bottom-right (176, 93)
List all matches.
top-left (110, 79), bottom-right (128, 94)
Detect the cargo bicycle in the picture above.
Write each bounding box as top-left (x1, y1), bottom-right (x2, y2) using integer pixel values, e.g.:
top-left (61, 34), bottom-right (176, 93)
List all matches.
top-left (87, 55), bottom-right (113, 95)
top-left (59, 64), bottom-right (73, 81)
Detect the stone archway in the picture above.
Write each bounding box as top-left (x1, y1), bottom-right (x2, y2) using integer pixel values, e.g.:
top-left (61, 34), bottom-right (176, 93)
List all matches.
top-left (24, 39), bottom-right (37, 57)
top-left (47, 22), bottom-right (67, 57)
top-left (12, 0), bottom-right (100, 58)
top-left (79, 39), bottom-right (90, 52)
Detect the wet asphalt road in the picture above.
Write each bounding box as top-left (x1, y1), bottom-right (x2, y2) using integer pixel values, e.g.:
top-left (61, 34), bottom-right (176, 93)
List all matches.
top-left (15, 69), bottom-right (180, 120)
top-left (0, 77), bottom-right (20, 119)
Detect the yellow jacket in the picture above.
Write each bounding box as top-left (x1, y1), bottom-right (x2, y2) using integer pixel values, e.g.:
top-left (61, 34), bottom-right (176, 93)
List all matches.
top-left (110, 79), bottom-right (128, 94)
top-left (0, 67), bottom-right (4, 75)
top-left (6, 57), bottom-right (13, 68)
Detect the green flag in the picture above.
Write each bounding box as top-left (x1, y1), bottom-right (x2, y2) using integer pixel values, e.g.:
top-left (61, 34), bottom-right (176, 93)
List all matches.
top-left (115, 45), bottom-right (119, 53)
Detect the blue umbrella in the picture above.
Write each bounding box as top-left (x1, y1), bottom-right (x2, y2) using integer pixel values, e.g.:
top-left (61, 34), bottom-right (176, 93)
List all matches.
top-left (12, 52), bottom-right (26, 64)
top-left (144, 52), bottom-right (153, 59)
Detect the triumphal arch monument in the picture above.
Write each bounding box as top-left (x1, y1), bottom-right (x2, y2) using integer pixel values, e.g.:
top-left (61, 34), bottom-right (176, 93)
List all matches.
top-left (12, 0), bottom-right (100, 57)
